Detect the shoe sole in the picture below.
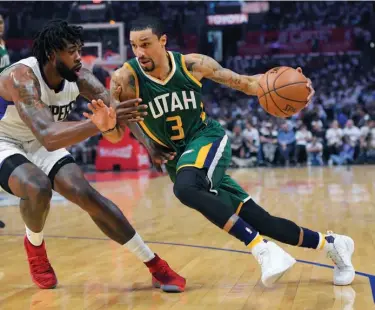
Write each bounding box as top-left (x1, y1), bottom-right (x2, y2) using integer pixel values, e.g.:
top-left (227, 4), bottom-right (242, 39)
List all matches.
top-left (333, 271), bottom-right (355, 286)
top-left (152, 281), bottom-right (184, 293)
top-left (263, 258), bottom-right (296, 288)
top-left (32, 278), bottom-right (58, 289)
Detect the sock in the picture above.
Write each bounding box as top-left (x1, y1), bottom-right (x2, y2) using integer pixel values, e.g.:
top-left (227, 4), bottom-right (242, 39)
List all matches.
top-left (25, 225), bottom-right (44, 246)
top-left (300, 227), bottom-right (328, 249)
top-left (226, 214), bottom-right (265, 250)
top-left (123, 232), bottom-right (155, 262)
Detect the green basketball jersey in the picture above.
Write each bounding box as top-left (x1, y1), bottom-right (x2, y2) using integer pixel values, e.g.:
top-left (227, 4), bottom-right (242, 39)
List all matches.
top-left (0, 43), bottom-right (10, 73)
top-left (126, 51), bottom-right (207, 151)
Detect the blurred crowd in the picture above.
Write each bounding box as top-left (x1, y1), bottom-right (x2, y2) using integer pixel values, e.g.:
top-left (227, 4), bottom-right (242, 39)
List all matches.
top-left (262, 1), bottom-right (373, 31)
top-left (203, 53), bottom-right (375, 167)
top-left (220, 115), bottom-right (375, 168)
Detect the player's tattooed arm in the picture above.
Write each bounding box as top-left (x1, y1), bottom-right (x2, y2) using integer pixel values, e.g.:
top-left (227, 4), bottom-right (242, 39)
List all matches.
top-left (109, 67), bottom-right (147, 144)
top-left (10, 65), bottom-right (56, 146)
top-left (184, 53), bottom-right (262, 96)
top-left (9, 65), bottom-right (104, 151)
top-left (77, 67), bottom-right (111, 105)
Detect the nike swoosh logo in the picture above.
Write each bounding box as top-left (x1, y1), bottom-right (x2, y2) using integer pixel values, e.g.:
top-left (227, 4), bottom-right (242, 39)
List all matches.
top-left (180, 149), bottom-right (194, 157)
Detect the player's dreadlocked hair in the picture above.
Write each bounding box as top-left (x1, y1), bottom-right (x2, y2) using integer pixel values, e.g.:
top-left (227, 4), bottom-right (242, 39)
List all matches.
top-left (130, 16), bottom-right (164, 38)
top-left (32, 19), bottom-right (84, 65)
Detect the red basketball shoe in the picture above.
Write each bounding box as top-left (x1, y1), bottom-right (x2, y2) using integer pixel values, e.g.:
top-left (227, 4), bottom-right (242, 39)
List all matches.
top-left (24, 236), bottom-right (57, 289)
top-left (145, 254), bottom-right (186, 292)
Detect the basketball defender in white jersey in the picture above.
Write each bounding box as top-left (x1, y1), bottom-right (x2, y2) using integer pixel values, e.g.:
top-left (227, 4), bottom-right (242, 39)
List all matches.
top-left (0, 20), bottom-right (186, 292)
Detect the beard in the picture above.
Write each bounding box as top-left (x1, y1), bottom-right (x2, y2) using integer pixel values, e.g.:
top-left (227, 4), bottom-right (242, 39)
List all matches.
top-left (56, 59), bottom-right (78, 82)
top-left (141, 59), bottom-right (156, 72)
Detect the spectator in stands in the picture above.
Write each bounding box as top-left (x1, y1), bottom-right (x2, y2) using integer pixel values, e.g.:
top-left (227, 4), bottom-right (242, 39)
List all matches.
top-left (325, 120), bottom-right (343, 160)
top-left (295, 124), bottom-right (312, 165)
top-left (343, 119), bottom-right (361, 158)
top-left (259, 122), bottom-right (278, 165)
top-left (229, 125), bottom-right (246, 159)
top-left (329, 136), bottom-right (355, 166)
top-left (243, 120), bottom-right (260, 164)
top-left (310, 118), bottom-right (325, 142)
top-left (243, 121), bottom-right (260, 150)
top-left (360, 118), bottom-right (375, 145)
top-left (354, 107), bottom-right (370, 128)
top-left (356, 119), bottom-right (375, 164)
top-left (306, 136), bottom-right (324, 166)
top-left (277, 122), bottom-right (296, 166)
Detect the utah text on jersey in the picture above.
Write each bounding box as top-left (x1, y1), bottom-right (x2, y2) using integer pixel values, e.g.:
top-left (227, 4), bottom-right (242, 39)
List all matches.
top-left (149, 91), bottom-right (197, 119)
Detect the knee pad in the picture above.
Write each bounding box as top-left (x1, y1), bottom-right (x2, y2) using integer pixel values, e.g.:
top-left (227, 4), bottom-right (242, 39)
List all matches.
top-left (48, 155), bottom-right (75, 189)
top-left (0, 154), bottom-right (31, 195)
top-left (173, 167), bottom-right (210, 204)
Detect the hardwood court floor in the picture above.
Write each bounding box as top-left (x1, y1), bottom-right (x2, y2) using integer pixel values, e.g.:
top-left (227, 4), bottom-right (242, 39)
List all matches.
top-left (1, 166), bottom-right (374, 310)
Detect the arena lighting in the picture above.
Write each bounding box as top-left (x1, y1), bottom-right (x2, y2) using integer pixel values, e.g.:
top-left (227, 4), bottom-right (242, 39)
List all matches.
top-left (207, 14), bottom-right (249, 26)
top-left (241, 1), bottom-right (269, 14)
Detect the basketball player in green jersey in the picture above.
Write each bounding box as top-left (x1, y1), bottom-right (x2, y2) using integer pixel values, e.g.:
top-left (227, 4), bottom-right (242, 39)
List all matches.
top-left (0, 14), bottom-right (10, 73)
top-left (86, 16), bottom-right (355, 287)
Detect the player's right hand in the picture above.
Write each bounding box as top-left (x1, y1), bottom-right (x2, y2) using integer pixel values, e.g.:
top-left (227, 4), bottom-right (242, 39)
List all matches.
top-left (115, 98), bottom-right (148, 123)
top-left (113, 86), bottom-right (148, 124)
top-left (146, 139), bottom-right (176, 172)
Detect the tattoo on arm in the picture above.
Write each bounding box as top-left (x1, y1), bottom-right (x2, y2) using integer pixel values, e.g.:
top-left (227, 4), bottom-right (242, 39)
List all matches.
top-left (77, 68), bottom-right (110, 105)
top-left (12, 67), bottom-right (43, 106)
top-left (202, 56), bottom-right (243, 87)
top-left (10, 66), bottom-right (54, 140)
top-left (128, 75), bottom-right (136, 94)
top-left (185, 54), bottom-right (259, 95)
top-left (110, 68), bottom-right (137, 103)
top-left (186, 61), bottom-right (196, 72)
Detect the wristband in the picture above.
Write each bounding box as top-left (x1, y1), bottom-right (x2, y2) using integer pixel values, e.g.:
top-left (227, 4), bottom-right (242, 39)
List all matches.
top-left (101, 124), bottom-right (117, 135)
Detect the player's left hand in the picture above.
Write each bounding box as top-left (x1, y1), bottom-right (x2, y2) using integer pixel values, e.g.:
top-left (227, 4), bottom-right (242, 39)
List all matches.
top-left (83, 99), bottom-right (116, 132)
top-left (296, 67), bottom-right (315, 106)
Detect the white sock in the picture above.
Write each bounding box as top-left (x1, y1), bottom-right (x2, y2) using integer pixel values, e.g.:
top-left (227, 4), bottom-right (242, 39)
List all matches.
top-left (25, 225), bottom-right (44, 246)
top-left (123, 233), bottom-right (155, 263)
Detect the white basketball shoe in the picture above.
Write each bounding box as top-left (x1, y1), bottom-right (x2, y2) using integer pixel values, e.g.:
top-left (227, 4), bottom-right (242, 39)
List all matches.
top-left (252, 241), bottom-right (296, 287)
top-left (324, 231), bottom-right (355, 285)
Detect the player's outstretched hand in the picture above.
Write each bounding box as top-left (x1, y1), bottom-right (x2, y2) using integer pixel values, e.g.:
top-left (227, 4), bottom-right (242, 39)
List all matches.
top-left (83, 99), bottom-right (116, 132)
top-left (296, 67), bottom-right (315, 106)
top-left (113, 86), bottom-right (148, 124)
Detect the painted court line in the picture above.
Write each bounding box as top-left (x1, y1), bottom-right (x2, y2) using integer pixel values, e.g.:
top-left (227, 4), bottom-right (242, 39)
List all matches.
top-left (1, 232), bottom-right (374, 303)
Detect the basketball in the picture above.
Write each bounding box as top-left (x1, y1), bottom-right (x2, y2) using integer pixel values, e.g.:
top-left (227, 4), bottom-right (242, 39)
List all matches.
top-left (256, 66), bottom-right (310, 118)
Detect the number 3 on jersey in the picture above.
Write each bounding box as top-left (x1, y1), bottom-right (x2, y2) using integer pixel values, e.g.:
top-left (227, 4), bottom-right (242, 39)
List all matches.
top-left (166, 116), bottom-right (185, 140)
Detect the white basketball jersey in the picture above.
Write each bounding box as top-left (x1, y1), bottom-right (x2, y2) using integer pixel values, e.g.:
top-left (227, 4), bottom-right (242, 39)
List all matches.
top-left (0, 57), bottom-right (80, 141)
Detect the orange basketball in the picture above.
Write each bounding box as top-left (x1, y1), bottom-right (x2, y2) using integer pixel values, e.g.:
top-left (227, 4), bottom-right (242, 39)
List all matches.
top-left (256, 66), bottom-right (309, 118)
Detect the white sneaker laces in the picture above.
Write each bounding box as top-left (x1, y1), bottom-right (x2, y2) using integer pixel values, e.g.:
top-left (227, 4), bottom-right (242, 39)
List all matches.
top-left (326, 232), bottom-right (349, 269)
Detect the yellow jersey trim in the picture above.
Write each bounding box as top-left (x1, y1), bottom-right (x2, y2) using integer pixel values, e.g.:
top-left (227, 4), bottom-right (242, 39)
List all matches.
top-left (181, 54), bottom-right (202, 87)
